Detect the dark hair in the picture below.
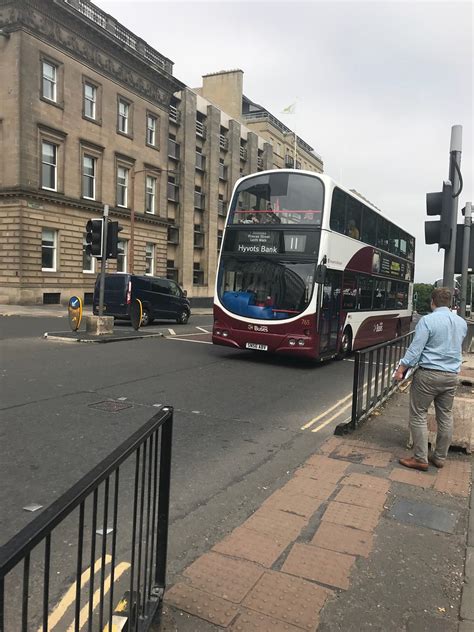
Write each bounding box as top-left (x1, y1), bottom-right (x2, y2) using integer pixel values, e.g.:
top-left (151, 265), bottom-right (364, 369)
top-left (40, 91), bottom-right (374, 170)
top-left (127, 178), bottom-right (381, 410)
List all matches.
top-left (431, 287), bottom-right (452, 307)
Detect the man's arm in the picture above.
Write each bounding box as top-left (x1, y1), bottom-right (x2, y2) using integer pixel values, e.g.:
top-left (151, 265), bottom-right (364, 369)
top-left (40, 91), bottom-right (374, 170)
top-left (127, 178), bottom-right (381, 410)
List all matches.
top-left (393, 318), bottom-right (430, 381)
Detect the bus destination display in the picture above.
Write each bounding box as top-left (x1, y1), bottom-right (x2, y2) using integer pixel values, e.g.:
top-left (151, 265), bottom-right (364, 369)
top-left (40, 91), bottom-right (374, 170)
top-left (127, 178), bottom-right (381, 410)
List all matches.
top-left (227, 230), bottom-right (314, 256)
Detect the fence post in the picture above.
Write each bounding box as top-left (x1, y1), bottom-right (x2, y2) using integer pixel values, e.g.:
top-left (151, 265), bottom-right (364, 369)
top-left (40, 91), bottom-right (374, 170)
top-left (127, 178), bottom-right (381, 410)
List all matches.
top-left (155, 409), bottom-right (173, 590)
top-left (351, 352), bottom-right (360, 430)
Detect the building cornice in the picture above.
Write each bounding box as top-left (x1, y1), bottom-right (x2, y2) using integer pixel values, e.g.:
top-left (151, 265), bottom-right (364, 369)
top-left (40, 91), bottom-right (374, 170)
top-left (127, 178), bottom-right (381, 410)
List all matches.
top-left (0, 188), bottom-right (172, 227)
top-left (0, 0), bottom-right (184, 111)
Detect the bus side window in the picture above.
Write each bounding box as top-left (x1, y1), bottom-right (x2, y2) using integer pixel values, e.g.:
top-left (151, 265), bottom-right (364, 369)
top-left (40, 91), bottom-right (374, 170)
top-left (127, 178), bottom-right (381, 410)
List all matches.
top-left (361, 208), bottom-right (377, 246)
top-left (373, 280), bottom-right (386, 310)
top-left (358, 276), bottom-right (374, 310)
top-left (330, 188), bottom-right (346, 234)
top-left (346, 197), bottom-right (361, 240)
top-left (377, 217), bottom-right (389, 251)
top-left (342, 273), bottom-right (357, 310)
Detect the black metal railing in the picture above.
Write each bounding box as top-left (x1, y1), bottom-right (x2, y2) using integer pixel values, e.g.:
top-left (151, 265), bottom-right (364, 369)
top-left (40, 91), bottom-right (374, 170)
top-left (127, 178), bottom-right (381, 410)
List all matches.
top-left (0, 407), bottom-right (173, 632)
top-left (335, 332), bottom-right (414, 434)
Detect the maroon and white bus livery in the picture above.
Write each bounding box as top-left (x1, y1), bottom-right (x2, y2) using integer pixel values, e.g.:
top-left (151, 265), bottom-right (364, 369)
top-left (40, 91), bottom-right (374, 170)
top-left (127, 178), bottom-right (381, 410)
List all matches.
top-left (213, 170), bottom-right (415, 360)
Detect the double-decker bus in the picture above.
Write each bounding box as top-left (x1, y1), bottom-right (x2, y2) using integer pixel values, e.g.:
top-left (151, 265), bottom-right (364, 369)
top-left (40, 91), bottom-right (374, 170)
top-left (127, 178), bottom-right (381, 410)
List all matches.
top-left (213, 170), bottom-right (415, 360)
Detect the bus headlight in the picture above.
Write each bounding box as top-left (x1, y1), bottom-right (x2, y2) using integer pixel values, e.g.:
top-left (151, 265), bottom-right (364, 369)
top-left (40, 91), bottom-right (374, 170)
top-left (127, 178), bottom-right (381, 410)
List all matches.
top-left (215, 329), bottom-right (222, 336)
top-left (222, 330), bottom-right (229, 337)
top-left (289, 338), bottom-right (296, 346)
top-left (297, 339), bottom-right (305, 346)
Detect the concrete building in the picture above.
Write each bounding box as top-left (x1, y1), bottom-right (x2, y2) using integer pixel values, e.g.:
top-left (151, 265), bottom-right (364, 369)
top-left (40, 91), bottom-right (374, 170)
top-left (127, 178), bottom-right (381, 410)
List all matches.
top-left (197, 70), bottom-right (324, 173)
top-left (0, 0), bottom-right (323, 306)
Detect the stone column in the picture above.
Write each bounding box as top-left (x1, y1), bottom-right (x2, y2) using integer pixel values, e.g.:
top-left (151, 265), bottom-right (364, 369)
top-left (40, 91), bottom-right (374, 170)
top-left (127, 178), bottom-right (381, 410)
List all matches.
top-left (263, 142), bottom-right (274, 170)
top-left (205, 104), bottom-right (221, 297)
top-left (228, 119), bottom-right (242, 193)
top-left (247, 132), bottom-right (258, 175)
top-left (176, 88), bottom-right (197, 294)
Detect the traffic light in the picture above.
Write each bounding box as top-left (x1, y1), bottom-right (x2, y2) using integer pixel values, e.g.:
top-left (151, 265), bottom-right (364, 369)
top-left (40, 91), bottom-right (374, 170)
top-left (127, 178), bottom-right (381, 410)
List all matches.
top-left (106, 221), bottom-right (123, 259)
top-left (425, 181), bottom-right (452, 249)
top-left (85, 218), bottom-right (104, 257)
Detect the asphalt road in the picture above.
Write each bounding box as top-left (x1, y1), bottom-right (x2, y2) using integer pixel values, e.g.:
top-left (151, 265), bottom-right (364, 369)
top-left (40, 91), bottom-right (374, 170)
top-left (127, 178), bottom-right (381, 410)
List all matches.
top-left (0, 316), bottom-right (355, 628)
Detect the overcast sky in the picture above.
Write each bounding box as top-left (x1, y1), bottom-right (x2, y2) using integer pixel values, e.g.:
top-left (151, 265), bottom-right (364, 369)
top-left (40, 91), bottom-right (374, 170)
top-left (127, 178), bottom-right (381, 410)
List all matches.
top-left (96, 0), bottom-right (472, 283)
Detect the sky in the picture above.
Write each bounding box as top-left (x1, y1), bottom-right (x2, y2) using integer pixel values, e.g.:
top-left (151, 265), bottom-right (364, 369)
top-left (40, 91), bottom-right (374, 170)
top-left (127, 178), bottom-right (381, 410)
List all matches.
top-left (95, 0), bottom-right (473, 283)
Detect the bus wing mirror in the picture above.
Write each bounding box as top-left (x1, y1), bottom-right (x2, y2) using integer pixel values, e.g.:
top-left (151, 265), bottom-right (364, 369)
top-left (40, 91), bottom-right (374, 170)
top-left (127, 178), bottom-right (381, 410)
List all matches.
top-left (315, 264), bottom-right (327, 284)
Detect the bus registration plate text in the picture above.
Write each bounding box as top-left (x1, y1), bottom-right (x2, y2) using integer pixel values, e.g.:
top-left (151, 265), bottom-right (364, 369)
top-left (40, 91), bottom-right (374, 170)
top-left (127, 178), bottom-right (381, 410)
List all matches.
top-left (246, 342), bottom-right (268, 351)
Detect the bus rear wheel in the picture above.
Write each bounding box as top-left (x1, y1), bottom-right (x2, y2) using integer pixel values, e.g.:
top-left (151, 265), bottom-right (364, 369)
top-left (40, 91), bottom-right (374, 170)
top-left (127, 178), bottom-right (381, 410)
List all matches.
top-left (336, 328), bottom-right (352, 360)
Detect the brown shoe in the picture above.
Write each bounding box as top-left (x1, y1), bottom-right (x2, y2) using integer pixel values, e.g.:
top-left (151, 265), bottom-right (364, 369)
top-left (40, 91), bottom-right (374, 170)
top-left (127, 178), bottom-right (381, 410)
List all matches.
top-left (399, 457), bottom-right (429, 471)
top-left (429, 454), bottom-right (444, 469)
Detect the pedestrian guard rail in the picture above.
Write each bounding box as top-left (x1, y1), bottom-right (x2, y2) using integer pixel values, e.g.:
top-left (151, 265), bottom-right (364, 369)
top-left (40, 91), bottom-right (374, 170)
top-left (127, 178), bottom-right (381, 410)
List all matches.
top-left (0, 406), bottom-right (173, 632)
top-left (336, 332), bottom-right (415, 434)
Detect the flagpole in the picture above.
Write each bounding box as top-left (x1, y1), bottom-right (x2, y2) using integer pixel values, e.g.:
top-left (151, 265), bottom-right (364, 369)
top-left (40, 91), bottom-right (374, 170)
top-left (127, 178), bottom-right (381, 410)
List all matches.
top-left (293, 132), bottom-right (297, 165)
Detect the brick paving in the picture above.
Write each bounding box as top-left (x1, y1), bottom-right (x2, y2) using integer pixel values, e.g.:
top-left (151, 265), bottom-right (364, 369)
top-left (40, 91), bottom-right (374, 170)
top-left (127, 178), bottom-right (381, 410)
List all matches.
top-left (311, 522), bottom-right (374, 557)
top-left (164, 430), bottom-right (472, 630)
top-left (282, 543), bottom-right (355, 589)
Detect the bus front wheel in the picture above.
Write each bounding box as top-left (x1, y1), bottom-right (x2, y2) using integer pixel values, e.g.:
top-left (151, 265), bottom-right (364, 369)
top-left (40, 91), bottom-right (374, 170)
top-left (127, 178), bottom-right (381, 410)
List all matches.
top-left (336, 328), bottom-right (352, 360)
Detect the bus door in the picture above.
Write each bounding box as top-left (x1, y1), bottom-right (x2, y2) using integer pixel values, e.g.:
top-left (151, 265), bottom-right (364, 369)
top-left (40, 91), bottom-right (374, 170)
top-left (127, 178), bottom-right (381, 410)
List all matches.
top-left (319, 271), bottom-right (342, 354)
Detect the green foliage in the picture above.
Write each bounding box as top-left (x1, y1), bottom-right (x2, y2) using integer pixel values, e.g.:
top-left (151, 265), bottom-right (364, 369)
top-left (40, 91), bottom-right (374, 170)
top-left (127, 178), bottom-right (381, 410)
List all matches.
top-left (414, 283), bottom-right (434, 314)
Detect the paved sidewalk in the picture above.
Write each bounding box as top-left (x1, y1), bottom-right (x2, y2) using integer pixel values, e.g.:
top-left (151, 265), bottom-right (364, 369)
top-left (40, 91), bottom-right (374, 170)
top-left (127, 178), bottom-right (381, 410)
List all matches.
top-left (160, 389), bottom-right (473, 632)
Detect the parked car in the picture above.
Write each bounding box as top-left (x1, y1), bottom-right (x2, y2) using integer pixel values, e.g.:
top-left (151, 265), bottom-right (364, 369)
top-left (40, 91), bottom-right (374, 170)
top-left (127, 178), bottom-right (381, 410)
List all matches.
top-left (93, 274), bottom-right (191, 326)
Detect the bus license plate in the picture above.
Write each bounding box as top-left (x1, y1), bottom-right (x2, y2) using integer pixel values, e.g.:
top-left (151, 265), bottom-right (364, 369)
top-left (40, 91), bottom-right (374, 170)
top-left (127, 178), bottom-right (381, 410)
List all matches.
top-left (246, 342), bottom-right (268, 351)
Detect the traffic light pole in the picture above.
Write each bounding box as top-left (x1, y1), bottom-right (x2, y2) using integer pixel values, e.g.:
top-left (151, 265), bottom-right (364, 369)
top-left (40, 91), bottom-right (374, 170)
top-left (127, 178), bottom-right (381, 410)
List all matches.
top-left (442, 125), bottom-right (462, 291)
top-left (98, 204), bottom-right (109, 317)
top-left (460, 201), bottom-right (472, 319)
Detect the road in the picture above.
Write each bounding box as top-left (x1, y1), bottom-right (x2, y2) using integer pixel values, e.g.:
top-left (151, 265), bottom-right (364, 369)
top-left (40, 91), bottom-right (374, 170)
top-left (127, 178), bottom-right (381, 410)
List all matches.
top-left (0, 314), bottom-right (355, 629)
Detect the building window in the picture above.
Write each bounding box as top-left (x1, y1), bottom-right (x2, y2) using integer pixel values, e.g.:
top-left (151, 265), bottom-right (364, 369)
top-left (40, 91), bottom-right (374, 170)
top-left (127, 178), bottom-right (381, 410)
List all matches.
top-left (83, 234), bottom-right (95, 273)
top-left (167, 259), bottom-right (178, 282)
top-left (146, 114), bottom-right (157, 146)
top-left (41, 141), bottom-right (57, 191)
top-left (117, 239), bottom-right (128, 273)
top-left (42, 60), bottom-right (57, 102)
top-left (82, 155), bottom-right (96, 200)
top-left (116, 166), bottom-right (129, 207)
top-left (42, 228), bottom-right (57, 271)
top-left (84, 82), bottom-right (97, 119)
top-left (118, 99), bottom-right (129, 134)
top-left (217, 229), bottom-right (223, 251)
top-left (193, 263), bottom-right (204, 285)
top-left (168, 225), bottom-right (179, 244)
top-left (145, 176), bottom-right (157, 214)
top-left (145, 243), bottom-right (155, 276)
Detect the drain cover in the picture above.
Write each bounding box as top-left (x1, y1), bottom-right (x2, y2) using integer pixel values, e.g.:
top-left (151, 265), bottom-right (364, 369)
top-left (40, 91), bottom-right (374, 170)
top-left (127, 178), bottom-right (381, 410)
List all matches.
top-left (89, 400), bottom-right (132, 413)
top-left (389, 498), bottom-right (459, 533)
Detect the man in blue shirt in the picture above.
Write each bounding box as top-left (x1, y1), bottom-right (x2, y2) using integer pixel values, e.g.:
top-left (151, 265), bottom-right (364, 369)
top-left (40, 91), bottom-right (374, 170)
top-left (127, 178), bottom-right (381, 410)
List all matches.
top-left (394, 287), bottom-right (467, 471)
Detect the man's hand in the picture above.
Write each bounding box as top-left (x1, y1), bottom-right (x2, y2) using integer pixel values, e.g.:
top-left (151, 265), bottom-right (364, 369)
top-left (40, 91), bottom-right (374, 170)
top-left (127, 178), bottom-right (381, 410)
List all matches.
top-left (393, 365), bottom-right (407, 382)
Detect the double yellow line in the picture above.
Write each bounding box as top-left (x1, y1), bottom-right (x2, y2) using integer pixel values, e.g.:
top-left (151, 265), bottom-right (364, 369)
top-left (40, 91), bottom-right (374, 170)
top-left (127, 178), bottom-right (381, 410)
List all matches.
top-left (300, 392), bottom-right (353, 433)
top-left (40, 555), bottom-right (130, 632)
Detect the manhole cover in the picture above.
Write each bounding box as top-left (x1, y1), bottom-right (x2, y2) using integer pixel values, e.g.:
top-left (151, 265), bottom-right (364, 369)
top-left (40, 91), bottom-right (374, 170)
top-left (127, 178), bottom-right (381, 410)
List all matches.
top-left (389, 498), bottom-right (459, 533)
top-left (89, 400), bottom-right (133, 413)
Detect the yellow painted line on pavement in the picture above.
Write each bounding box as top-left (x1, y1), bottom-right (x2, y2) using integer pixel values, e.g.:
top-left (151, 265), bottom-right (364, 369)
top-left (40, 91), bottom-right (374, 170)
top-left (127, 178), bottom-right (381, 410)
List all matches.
top-left (42, 555), bottom-right (112, 631)
top-left (300, 392), bottom-right (352, 431)
top-left (311, 400), bottom-right (352, 433)
top-left (66, 562), bottom-right (130, 632)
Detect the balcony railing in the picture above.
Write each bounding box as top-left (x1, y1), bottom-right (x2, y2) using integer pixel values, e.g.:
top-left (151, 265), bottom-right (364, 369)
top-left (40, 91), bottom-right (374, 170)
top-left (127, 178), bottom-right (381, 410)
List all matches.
top-left (257, 156), bottom-right (264, 169)
top-left (168, 139), bottom-right (180, 160)
top-left (63, 0), bottom-right (173, 74)
top-left (169, 105), bottom-right (181, 125)
top-left (194, 192), bottom-right (205, 210)
top-left (285, 155), bottom-right (294, 168)
top-left (240, 146), bottom-right (247, 161)
top-left (167, 183), bottom-right (179, 202)
top-left (196, 120), bottom-right (207, 139)
top-left (219, 135), bottom-right (229, 151)
top-left (195, 153), bottom-right (206, 171)
top-left (218, 200), bottom-right (226, 216)
top-left (219, 164), bottom-right (228, 181)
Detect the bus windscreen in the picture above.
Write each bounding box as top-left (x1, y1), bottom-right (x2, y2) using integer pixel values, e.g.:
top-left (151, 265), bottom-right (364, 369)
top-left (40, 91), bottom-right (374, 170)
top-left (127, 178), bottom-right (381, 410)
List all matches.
top-left (230, 173), bottom-right (324, 226)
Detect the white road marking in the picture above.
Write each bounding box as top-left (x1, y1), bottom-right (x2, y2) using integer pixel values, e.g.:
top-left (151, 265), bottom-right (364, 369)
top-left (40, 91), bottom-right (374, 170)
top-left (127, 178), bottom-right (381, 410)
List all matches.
top-left (196, 326), bottom-right (210, 334)
top-left (168, 328), bottom-right (176, 336)
top-left (168, 338), bottom-right (213, 345)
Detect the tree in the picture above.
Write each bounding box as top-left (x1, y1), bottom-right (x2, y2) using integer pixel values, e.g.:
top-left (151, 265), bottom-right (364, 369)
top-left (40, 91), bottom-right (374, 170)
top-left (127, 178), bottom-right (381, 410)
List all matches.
top-left (414, 283), bottom-right (434, 314)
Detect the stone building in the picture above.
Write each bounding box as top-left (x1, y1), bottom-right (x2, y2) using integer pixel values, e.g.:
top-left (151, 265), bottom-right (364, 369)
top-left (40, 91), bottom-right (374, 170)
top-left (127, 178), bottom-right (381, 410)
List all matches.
top-left (0, 0), bottom-right (323, 306)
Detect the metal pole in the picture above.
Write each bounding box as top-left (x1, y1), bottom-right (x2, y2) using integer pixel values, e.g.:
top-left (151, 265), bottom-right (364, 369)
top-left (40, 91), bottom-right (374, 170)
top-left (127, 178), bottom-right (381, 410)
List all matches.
top-left (460, 201), bottom-right (472, 318)
top-left (442, 125), bottom-right (462, 290)
top-left (98, 204), bottom-right (109, 317)
top-left (293, 132), bottom-right (297, 165)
